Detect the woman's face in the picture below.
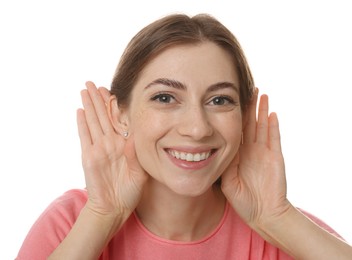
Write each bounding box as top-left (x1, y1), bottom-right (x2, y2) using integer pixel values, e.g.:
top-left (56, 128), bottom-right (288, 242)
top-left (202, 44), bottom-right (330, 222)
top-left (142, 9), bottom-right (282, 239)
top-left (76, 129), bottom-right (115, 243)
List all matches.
top-left (126, 42), bottom-right (243, 196)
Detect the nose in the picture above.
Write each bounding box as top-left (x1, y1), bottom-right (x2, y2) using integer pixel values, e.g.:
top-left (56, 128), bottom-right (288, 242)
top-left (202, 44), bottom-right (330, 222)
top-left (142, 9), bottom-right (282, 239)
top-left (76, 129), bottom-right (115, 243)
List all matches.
top-left (177, 105), bottom-right (213, 140)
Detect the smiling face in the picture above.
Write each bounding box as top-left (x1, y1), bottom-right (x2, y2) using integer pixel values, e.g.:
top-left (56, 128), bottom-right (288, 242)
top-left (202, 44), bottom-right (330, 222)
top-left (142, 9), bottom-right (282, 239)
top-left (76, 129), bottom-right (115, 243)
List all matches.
top-left (124, 42), bottom-right (243, 196)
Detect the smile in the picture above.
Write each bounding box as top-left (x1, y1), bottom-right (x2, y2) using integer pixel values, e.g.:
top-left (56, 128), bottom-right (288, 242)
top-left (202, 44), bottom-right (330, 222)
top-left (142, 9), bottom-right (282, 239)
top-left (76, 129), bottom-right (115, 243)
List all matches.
top-left (167, 149), bottom-right (213, 162)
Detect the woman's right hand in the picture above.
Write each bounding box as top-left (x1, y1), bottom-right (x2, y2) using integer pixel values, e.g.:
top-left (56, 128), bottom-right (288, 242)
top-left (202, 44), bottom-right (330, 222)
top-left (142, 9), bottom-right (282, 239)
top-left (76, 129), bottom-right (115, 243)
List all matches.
top-left (77, 81), bottom-right (148, 219)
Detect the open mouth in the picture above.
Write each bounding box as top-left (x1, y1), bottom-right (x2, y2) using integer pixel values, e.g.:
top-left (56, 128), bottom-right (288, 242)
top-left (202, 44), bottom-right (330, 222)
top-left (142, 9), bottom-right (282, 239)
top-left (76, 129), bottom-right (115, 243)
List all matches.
top-left (166, 149), bottom-right (217, 162)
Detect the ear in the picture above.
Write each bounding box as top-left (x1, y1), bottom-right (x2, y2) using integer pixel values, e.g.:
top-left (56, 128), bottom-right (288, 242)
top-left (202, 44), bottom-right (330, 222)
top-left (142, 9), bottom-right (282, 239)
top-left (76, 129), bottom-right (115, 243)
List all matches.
top-left (108, 95), bottom-right (129, 135)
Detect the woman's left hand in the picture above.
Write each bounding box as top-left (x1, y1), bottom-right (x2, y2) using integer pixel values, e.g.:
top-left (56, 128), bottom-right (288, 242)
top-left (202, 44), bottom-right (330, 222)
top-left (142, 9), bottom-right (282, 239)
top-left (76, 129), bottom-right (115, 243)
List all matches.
top-left (221, 89), bottom-right (352, 259)
top-left (221, 89), bottom-right (292, 230)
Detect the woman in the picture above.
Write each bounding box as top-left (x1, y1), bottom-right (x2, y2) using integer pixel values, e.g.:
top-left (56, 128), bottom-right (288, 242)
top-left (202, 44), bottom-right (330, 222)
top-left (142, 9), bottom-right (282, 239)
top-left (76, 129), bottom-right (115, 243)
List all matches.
top-left (17, 13), bottom-right (352, 259)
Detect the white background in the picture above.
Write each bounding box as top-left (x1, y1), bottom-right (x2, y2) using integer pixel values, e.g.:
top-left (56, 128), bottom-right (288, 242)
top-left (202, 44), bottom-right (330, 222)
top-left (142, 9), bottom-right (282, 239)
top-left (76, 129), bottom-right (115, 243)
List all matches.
top-left (1, 0), bottom-right (351, 258)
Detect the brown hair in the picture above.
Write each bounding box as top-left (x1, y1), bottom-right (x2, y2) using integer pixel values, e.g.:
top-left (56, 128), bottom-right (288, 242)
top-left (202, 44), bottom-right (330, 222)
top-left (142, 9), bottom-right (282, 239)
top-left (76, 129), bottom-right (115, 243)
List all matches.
top-left (110, 13), bottom-right (255, 111)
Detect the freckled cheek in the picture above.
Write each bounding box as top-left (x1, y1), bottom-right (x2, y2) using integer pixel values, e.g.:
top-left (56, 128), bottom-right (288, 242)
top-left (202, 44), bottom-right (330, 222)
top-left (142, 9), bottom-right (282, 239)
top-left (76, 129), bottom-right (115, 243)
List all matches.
top-left (130, 109), bottom-right (170, 141)
top-left (133, 110), bottom-right (166, 132)
top-left (130, 109), bottom-right (172, 174)
top-left (216, 113), bottom-right (242, 149)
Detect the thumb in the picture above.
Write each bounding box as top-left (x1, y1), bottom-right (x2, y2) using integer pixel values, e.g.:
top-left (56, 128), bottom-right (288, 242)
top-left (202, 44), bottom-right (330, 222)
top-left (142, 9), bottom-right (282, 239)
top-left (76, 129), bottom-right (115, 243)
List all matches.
top-left (123, 135), bottom-right (147, 180)
top-left (221, 153), bottom-right (240, 194)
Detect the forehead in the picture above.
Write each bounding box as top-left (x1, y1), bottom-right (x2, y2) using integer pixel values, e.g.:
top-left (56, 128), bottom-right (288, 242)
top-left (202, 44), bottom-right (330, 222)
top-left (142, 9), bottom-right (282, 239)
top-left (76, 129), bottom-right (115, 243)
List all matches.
top-left (135, 42), bottom-right (239, 88)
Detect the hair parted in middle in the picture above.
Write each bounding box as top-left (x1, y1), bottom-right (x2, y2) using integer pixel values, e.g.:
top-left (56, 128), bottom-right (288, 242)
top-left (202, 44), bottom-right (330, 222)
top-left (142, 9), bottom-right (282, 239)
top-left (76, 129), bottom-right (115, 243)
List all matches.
top-left (110, 13), bottom-right (255, 112)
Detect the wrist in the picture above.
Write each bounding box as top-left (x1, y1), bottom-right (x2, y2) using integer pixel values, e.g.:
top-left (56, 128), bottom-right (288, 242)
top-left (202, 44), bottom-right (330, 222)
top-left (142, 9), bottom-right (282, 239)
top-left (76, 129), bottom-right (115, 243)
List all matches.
top-left (249, 201), bottom-right (297, 252)
top-left (251, 204), bottom-right (352, 259)
top-left (81, 203), bottom-right (131, 241)
top-left (48, 203), bottom-right (131, 259)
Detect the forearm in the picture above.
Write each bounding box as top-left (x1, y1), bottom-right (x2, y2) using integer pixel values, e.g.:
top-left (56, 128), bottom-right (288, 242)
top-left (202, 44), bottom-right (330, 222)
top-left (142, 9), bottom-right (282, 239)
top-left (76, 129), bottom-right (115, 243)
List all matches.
top-left (256, 205), bottom-right (352, 259)
top-left (48, 205), bottom-right (129, 260)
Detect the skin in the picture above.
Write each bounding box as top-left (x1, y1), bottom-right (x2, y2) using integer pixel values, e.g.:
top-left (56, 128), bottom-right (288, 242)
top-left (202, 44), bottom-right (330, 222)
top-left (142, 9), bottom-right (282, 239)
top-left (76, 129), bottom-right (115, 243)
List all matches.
top-left (121, 42), bottom-right (243, 240)
top-left (48, 42), bottom-right (352, 259)
top-left (127, 42), bottom-right (242, 196)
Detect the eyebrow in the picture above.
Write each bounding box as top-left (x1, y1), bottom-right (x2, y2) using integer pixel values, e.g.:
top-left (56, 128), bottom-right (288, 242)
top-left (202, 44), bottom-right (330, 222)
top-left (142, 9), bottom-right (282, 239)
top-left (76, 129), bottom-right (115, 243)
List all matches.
top-left (145, 78), bottom-right (239, 93)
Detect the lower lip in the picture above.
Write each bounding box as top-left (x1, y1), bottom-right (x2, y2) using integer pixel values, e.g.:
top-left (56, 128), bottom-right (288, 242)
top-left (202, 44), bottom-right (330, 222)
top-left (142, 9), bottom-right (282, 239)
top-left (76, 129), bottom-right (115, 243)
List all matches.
top-left (165, 150), bottom-right (216, 170)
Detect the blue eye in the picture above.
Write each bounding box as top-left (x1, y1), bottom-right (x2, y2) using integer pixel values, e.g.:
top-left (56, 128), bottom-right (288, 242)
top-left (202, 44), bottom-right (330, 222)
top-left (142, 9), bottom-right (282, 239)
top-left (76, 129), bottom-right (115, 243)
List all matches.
top-left (210, 96), bottom-right (235, 106)
top-left (151, 93), bottom-right (175, 103)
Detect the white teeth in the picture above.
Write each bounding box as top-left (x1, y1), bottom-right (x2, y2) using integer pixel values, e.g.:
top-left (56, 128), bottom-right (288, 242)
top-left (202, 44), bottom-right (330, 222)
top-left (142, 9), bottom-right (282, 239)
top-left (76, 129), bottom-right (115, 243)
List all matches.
top-left (193, 153), bottom-right (201, 161)
top-left (168, 150), bottom-right (212, 162)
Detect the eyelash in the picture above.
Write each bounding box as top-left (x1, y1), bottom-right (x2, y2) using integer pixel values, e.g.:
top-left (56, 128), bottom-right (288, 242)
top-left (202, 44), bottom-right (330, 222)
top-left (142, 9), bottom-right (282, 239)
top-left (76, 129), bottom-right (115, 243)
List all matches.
top-left (208, 95), bottom-right (236, 106)
top-left (150, 93), bottom-right (238, 106)
top-left (150, 93), bottom-right (175, 103)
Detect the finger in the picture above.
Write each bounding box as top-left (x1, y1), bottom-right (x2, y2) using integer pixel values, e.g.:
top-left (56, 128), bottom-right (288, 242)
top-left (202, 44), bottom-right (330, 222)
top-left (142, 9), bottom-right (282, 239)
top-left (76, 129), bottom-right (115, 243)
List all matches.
top-left (256, 94), bottom-right (269, 144)
top-left (243, 88), bottom-right (258, 143)
top-left (268, 112), bottom-right (282, 152)
top-left (81, 88), bottom-right (103, 142)
top-left (77, 108), bottom-right (92, 149)
top-left (86, 81), bottom-right (115, 136)
top-left (98, 87), bottom-right (111, 104)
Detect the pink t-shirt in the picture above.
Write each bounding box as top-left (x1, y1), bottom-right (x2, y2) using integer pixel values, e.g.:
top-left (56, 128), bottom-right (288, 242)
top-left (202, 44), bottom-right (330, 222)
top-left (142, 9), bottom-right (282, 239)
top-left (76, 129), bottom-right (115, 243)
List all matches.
top-left (16, 189), bottom-right (339, 259)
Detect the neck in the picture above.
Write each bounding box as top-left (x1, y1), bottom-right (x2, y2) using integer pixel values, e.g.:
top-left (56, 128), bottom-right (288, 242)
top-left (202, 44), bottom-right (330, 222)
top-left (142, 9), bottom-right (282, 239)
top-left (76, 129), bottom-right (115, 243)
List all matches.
top-left (136, 179), bottom-right (226, 242)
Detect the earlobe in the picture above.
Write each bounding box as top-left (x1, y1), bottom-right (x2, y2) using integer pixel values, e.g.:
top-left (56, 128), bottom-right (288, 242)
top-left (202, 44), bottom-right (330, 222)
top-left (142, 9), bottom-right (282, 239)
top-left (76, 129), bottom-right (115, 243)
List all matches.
top-left (108, 95), bottom-right (129, 135)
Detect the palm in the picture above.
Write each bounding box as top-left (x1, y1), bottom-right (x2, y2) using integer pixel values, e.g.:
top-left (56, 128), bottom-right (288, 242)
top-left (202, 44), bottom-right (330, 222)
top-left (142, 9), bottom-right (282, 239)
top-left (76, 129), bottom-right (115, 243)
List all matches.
top-left (77, 81), bottom-right (148, 216)
top-left (222, 91), bottom-right (290, 226)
